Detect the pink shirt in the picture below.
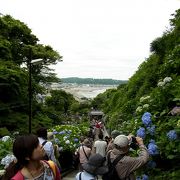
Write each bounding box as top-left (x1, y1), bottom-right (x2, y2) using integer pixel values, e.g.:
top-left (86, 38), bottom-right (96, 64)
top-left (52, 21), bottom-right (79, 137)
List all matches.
top-left (79, 145), bottom-right (91, 164)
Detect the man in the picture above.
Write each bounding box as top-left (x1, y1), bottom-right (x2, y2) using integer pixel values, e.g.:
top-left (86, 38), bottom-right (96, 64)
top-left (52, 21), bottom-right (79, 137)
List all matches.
top-left (93, 133), bottom-right (107, 157)
top-left (109, 135), bottom-right (149, 180)
top-left (106, 130), bottom-right (121, 152)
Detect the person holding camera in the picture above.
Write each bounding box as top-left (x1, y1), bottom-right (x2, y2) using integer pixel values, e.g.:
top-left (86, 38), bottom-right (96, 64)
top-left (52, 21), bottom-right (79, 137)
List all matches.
top-left (107, 134), bottom-right (149, 180)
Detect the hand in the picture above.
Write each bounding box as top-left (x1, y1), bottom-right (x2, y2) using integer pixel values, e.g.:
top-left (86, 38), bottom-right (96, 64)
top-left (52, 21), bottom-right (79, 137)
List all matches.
top-left (136, 137), bottom-right (144, 146)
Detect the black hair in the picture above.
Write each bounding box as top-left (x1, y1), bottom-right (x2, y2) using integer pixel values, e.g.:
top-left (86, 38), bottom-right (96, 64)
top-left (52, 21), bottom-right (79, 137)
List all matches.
top-left (98, 132), bottom-right (103, 140)
top-left (2, 134), bottom-right (39, 180)
top-left (36, 127), bottom-right (47, 139)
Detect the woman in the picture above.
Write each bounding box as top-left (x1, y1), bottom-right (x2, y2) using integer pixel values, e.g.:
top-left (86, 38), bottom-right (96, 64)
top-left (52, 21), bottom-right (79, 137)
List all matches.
top-left (78, 138), bottom-right (92, 171)
top-left (75, 153), bottom-right (108, 180)
top-left (2, 134), bottom-right (61, 180)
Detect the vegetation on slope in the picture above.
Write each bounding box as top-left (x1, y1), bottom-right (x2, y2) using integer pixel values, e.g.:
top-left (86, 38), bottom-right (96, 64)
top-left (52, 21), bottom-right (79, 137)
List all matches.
top-left (92, 9), bottom-right (180, 179)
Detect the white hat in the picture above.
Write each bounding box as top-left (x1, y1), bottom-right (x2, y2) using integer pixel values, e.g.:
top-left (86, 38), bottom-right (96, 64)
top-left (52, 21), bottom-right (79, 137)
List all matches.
top-left (114, 135), bottom-right (129, 148)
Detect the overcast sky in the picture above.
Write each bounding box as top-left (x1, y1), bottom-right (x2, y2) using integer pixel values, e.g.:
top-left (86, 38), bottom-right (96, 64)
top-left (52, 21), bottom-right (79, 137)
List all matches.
top-left (1, 0), bottom-right (180, 80)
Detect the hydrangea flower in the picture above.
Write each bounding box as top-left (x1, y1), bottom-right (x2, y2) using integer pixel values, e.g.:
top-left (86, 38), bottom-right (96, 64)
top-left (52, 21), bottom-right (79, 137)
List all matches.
top-left (140, 96), bottom-right (150, 103)
top-left (147, 125), bottom-right (155, 136)
top-left (65, 140), bottom-right (70, 144)
top-left (136, 106), bottom-right (143, 113)
top-left (137, 127), bottom-right (146, 139)
top-left (148, 139), bottom-right (159, 156)
top-left (63, 136), bottom-right (68, 140)
top-left (1, 154), bottom-right (16, 168)
top-left (142, 174), bottom-right (149, 180)
top-left (147, 160), bottom-right (156, 168)
top-left (1, 136), bottom-right (11, 142)
top-left (167, 130), bottom-right (177, 140)
top-left (74, 138), bottom-right (79, 142)
top-left (59, 130), bottom-right (66, 135)
top-left (157, 81), bottom-right (165, 87)
top-left (143, 104), bottom-right (149, 109)
top-left (177, 120), bottom-right (180, 127)
top-left (163, 77), bottom-right (172, 83)
top-left (142, 112), bottom-right (152, 127)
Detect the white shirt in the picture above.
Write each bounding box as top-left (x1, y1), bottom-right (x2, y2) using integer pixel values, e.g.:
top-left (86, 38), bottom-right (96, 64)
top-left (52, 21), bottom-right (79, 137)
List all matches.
top-left (94, 140), bottom-right (107, 157)
top-left (76, 171), bottom-right (97, 180)
top-left (38, 137), bottom-right (57, 163)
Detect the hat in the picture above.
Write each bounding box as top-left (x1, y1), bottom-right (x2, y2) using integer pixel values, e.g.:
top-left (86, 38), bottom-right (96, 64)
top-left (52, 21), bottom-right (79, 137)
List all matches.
top-left (111, 130), bottom-right (121, 139)
top-left (47, 132), bottom-right (54, 140)
top-left (114, 135), bottom-right (129, 148)
top-left (82, 154), bottom-right (108, 175)
top-left (83, 138), bottom-right (91, 147)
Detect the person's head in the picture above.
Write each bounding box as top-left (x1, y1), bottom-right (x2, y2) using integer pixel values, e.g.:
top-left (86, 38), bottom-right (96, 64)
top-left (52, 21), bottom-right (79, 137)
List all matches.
top-left (36, 127), bottom-right (47, 139)
top-left (113, 135), bottom-right (129, 154)
top-left (82, 153), bottom-right (108, 175)
top-left (47, 132), bottom-right (54, 140)
top-left (80, 136), bottom-right (85, 143)
top-left (3, 134), bottom-right (45, 179)
top-left (13, 134), bottom-right (45, 164)
top-left (111, 130), bottom-right (121, 139)
top-left (98, 132), bottom-right (103, 140)
top-left (83, 138), bottom-right (91, 148)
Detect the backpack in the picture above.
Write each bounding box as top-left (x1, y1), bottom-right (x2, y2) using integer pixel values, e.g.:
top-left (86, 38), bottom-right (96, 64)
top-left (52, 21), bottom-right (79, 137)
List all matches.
top-left (42, 140), bottom-right (50, 160)
top-left (102, 152), bottom-right (124, 180)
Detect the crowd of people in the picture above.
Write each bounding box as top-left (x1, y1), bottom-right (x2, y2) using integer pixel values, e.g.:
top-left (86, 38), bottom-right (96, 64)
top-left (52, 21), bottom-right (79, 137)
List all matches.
top-left (2, 121), bottom-right (149, 180)
top-left (74, 127), bottom-right (149, 180)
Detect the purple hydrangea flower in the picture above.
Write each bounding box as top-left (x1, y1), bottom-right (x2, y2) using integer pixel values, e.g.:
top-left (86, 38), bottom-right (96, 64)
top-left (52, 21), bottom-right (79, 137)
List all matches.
top-left (142, 112), bottom-right (152, 127)
top-left (147, 160), bottom-right (156, 168)
top-left (148, 140), bottom-right (159, 156)
top-left (142, 174), bottom-right (149, 180)
top-left (136, 177), bottom-right (141, 180)
top-left (147, 125), bottom-right (155, 136)
top-left (74, 138), bottom-right (79, 142)
top-left (59, 131), bottom-right (66, 135)
top-left (137, 127), bottom-right (146, 139)
top-left (167, 130), bottom-right (177, 140)
top-left (53, 131), bottom-right (58, 135)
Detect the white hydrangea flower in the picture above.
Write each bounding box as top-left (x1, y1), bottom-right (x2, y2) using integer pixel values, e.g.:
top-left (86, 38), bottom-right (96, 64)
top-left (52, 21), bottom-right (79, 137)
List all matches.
top-left (140, 97), bottom-right (145, 103)
top-left (65, 140), bottom-right (70, 144)
top-left (136, 106), bottom-right (143, 112)
top-left (163, 77), bottom-right (172, 83)
top-left (143, 104), bottom-right (149, 108)
top-left (157, 81), bottom-right (165, 87)
top-left (177, 120), bottom-right (180, 127)
top-left (140, 96), bottom-right (150, 102)
top-left (63, 136), bottom-right (68, 140)
top-left (0, 170), bottom-right (5, 176)
top-left (1, 136), bottom-right (11, 142)
top-left (1, 154), bottom-right (16, 168)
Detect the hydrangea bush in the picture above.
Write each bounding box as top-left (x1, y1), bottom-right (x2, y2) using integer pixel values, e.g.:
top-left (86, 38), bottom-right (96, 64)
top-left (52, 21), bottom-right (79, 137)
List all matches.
top-left (0, 136), bottom-right (13, 170)
top-left (133, 77), bottom-right (180, 179)
top-left (49, 124), bottom-right (89, 152)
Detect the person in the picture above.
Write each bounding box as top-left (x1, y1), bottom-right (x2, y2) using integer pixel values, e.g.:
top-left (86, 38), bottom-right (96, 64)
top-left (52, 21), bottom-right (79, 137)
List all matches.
top-left (2, 134), bottom-right (61, 180)
top-left (106, 130), bottom-right (121, 152)
top-left (107, 135), bottom-right (149, 180)
top-left (93, 133), bottom-right (107, 157)
top-left (75, 153), bottom-right (108, 180)
top-left (36, 127), bottom-right (57, 163)
top-left (47, 132), bottom-right (61, 170)
top-left (78, 138), bottom-right (92, 171)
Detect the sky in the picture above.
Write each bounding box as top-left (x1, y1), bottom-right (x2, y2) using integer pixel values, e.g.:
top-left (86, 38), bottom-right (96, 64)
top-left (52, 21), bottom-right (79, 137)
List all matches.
top-left (1, 0), bottom-right (180, 80)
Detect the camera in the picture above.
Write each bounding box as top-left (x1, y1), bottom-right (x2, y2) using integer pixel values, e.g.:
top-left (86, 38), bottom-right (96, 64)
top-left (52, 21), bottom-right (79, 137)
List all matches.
top-left (129, 136), bottom-right (138, 150)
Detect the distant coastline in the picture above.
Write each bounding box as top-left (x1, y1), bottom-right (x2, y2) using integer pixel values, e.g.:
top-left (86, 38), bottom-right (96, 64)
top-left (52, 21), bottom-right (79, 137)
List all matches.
top-left (61, 77), bottom-right (127, 85)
